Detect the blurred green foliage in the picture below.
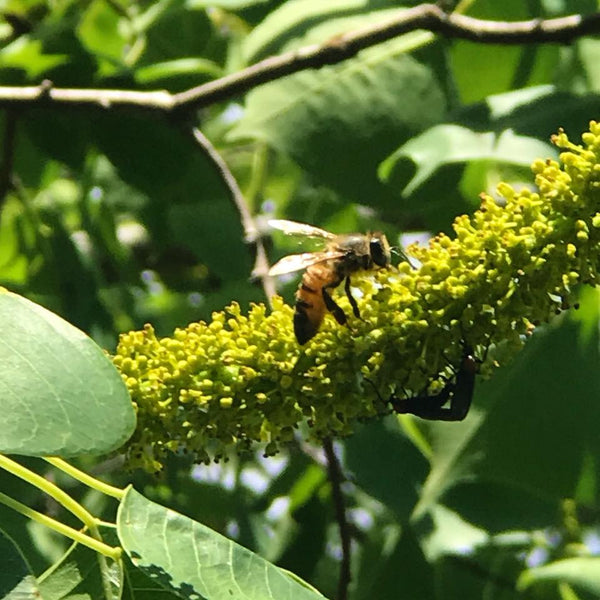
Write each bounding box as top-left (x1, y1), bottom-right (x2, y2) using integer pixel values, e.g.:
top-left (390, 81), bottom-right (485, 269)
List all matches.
top-left (3, 0), bottom-right (600, 598)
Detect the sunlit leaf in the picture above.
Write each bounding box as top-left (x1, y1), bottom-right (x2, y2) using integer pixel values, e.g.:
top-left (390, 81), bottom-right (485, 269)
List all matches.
top-left (519, 558), bottom-right (600, 596)
top-left (380, 125), bottom-right (553, 196)
top-left (117, 487), bottom-right (327, 600)
top-left (0, 37), bottom-right (67, 78)
top-left (135, 58), bottom-right (222, 84)
top-left (77, 0), bottom-right (126, 76)
top-left (448, 0), bottom-right (530, 103)
top-left (0, 290), bottom-right (135, 457)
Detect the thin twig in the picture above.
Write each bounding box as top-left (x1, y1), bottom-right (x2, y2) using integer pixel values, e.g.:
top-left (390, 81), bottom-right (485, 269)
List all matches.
top-left (187, 127), bottom-right (275, 301)
top-left (0, 6), bottom-right (597, 114)
top-left (0, 109), bottom-right (18, 211)
top-left (323, 438), bottom-right (352, 600)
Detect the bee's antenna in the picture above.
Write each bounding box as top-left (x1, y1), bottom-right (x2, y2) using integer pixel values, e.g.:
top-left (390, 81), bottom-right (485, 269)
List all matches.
top-left (390, 246), bottom-right (416, 269)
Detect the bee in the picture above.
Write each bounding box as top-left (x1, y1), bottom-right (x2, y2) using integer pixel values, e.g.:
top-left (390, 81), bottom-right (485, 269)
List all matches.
top-left (268, 219), bottom-right (392, 345)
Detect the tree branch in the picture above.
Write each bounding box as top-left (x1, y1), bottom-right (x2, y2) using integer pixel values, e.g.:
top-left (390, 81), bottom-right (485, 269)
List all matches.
top-left (323, 438), bottom-right (352, 600)
top-left (174, 6), bottom-right (600, 111)
top-left (186, 127), bottom-right (276, 302)
top-left (0, 6), bottom-right (597, 115)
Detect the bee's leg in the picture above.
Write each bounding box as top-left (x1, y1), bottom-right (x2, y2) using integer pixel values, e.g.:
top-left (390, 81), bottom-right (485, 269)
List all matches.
top-left (344, 276), bottom-right (361, 319)
top-left (322, 287), bottom-right (347, 325)
top-left (363, 377), bottom-right (393, 414)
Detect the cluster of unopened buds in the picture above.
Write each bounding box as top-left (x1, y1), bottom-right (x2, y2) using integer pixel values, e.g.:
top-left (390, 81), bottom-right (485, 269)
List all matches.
top-left (113, 122), bottom-right (600, 472)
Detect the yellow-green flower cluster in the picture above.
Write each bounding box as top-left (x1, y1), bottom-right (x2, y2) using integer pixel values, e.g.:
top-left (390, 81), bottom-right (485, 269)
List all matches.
top-left (113, 123), bottom-right (600, 472)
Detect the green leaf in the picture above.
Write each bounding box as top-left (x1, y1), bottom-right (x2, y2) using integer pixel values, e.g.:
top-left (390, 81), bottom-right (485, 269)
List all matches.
top-left (0, 528), bottom-right (39, 600)
top-left (519, 558), bottom-right (600, 596)
top-left (352, 524), bottom-right (434, 600)
top-left (0, 290), bottom-right (135, 457)
top-left (242, 0), bottom-right (381, 64)
top-left (448, 0), bottom-right (531, 104)
top-left (136, 3), bottom-right (214, 65)
top-left (167, 201), bottom-right (252, 282)
top-left (344, 418), bottom-right (428, 521)
top-left (122, 551), bottom-right (181, 600)
top-left (37, 538), bottom-right (122, 600)
top-left (135, 58), bottom-right (222, 84)
top-left (77, 0), bottom-right (126, 75)
top-left (380, 125), bottom-right (554, 196)
top-left (230, 37), bottom-right (446, 201)
top-left (0, 36), bottom-right (67, 78)
top-left (117, 487), bottom-right (328, 600)
top-left (420, 504), bottom-right (488, 561)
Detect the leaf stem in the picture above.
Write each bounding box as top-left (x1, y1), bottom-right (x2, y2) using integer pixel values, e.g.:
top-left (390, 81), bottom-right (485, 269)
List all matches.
top-left (0, 490), bottom-right (121, 560)
top-left (43, 457), bottom-right (125, 500)
top-left (0, 454), bottom-right (98, 528)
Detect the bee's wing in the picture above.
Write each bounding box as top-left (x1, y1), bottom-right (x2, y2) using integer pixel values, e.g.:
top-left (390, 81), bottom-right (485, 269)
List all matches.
top-left (269, 251), bottom-right (346, 276)
top-left (268, 219), bottom-right (337, 240)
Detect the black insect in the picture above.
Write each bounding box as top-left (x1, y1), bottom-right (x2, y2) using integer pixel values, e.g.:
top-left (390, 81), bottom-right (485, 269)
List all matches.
top-left (382, 345), bottom-right (480, 421)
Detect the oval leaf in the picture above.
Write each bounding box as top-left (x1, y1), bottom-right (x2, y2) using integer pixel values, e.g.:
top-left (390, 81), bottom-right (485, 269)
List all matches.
top-left (0, 290), bottom-right (135, 457)
top-left (230, 37), bottom-right (445, 201)
top-left (117, 487), bottom-right (327, 600)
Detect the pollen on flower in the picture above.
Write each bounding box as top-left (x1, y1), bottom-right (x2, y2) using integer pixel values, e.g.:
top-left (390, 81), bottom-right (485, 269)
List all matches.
top-left (113, 122), bottom-right (600, 471)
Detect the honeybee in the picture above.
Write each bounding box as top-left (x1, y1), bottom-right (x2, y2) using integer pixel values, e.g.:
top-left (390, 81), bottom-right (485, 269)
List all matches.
top-left (268, 219), bottom-right (392, 345)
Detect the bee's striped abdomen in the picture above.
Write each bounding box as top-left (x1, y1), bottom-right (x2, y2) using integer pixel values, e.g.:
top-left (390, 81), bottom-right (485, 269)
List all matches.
top-left (294, 265), bottom-right (335, 345)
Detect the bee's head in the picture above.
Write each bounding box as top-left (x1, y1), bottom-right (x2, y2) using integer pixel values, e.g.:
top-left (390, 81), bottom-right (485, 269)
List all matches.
top-left (370, 233), bottom-right (391, 267)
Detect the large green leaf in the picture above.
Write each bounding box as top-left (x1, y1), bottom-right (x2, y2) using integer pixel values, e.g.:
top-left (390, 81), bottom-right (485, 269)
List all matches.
top-left (136, 3), bottom-right (215, 66)
top-left (0, 290), bottom-right (135, 457)
top-left (37, 538), bottom-right (122, 600)
top-left (519, 558), bottom-right (600, 596)
top-left (0, 528), bottom-right (39, 600)
top-left (117, 487), bottom-right (327, 600)
top-left (77, 0), bottom-right (127, 76)
top-left (230, 36), bottom-right (446, 201)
